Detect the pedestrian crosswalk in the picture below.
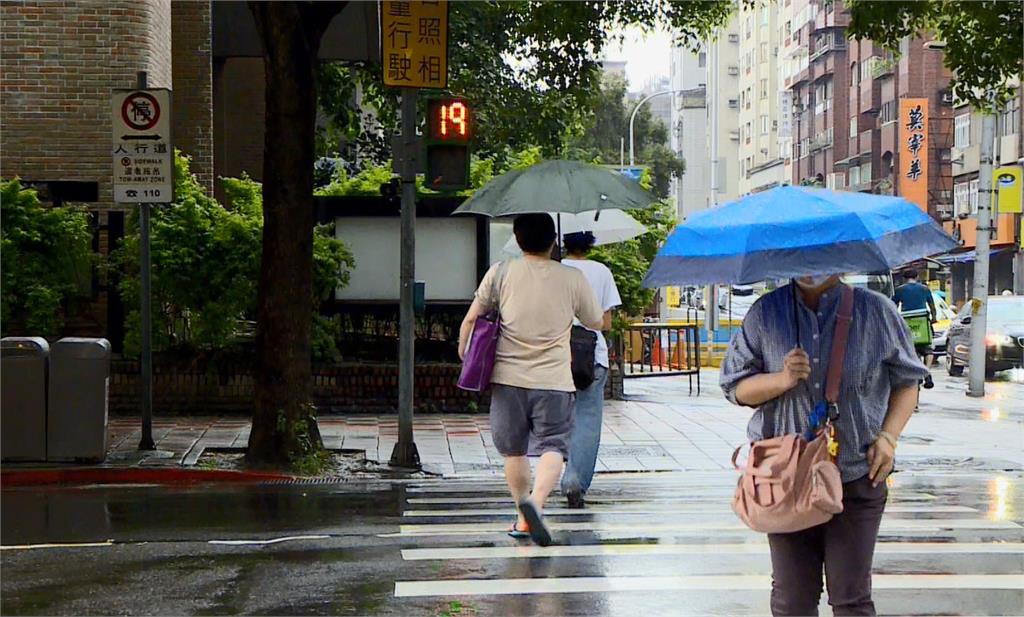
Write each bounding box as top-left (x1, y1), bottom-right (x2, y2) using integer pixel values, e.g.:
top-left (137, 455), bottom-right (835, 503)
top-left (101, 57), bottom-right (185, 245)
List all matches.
top-left (390, 472), bottom-right (1024, 615)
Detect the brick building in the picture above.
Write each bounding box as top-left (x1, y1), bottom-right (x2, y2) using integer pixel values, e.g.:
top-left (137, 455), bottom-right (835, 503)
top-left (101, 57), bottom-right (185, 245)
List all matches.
top-left (1, 0), bottom-right (211, 200)
top-left (780, 0), bottom-right (955, 223)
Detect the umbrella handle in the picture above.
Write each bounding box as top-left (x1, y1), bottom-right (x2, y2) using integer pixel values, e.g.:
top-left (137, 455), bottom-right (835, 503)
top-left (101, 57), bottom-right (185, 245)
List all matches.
top-left (792, 282), bottom-right (801, 350)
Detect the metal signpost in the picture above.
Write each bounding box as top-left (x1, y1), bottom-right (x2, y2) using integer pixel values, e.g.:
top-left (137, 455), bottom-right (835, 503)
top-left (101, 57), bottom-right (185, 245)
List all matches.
top-left (112, 72), bottom-right (172, 449)
top-left (382, 0), bottom-right (451, 467)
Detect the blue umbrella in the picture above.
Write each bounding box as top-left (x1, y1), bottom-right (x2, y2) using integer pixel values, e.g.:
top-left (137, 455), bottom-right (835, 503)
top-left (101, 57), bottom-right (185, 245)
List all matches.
top-left (643, 186), bottom-right (958, 287)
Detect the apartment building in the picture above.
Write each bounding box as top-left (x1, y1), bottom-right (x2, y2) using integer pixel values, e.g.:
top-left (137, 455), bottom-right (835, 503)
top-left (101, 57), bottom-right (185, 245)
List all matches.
top-left (668, 21), bottom-right (740, 218)
top-left (670, 45), bottom-right (709, 220)
top-left (736, 0), bottom-right (785, 194)
top-left (947, 88), bottom-right (1024, 300)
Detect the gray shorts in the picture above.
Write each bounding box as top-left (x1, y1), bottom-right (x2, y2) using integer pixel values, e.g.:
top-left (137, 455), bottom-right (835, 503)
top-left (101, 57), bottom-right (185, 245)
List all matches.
top-left (489, 384), bottom-right (575, 459)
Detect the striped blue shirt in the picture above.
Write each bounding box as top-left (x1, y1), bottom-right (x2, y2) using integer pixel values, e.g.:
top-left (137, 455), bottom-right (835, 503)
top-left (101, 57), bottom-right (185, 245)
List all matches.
top-left (720, 283), bottom-right (928, 482)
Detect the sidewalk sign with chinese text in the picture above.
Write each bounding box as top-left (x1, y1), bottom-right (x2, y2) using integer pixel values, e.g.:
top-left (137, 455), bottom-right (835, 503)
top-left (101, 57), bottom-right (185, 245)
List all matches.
top-left (112, 89), bottom-right (172, 203)
top-left (995, 166), bottom-right (1022, 214)
top-left (381, 1), bottom-right (448, 89)
top-left (898, 98), bottom-right (928, 211)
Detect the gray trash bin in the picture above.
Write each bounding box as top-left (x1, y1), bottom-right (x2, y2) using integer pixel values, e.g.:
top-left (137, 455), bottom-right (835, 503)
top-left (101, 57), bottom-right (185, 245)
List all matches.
top-left (1, 337), bottom-right (49, 461)
top-left (47, 338), bottom-right (111, 462)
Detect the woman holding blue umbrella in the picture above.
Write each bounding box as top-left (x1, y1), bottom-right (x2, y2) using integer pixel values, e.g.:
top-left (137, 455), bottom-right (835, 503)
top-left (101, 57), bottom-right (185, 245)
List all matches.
top-left (644, 186), bottom-right (956, 616)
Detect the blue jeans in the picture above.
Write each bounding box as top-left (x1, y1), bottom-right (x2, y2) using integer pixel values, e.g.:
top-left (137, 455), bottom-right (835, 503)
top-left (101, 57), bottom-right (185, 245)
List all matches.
top-left (561, 365), bottom-right (608, 495)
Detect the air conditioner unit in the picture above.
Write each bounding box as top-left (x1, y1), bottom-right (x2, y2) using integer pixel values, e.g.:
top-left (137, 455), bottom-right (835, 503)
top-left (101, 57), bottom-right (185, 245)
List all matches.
top-left (728, 98), bottom-right (739, 108)
top-left (936, 203), bottom-right (954, 221)
top-left (772, 120), bottom-right (779, 130)
top-left (729, 33), bottom-right (740, 43)
top-left (941, 91), bottom-right (955, 105)
top-left (728, 65), bottom-right (740, 76)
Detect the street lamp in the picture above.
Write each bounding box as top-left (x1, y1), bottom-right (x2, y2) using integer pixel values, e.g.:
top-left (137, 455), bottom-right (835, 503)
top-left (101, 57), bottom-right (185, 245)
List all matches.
top-left (628, 89), bottom-right (686, 166)
top-left (925, 39), bottom-right (995, 397)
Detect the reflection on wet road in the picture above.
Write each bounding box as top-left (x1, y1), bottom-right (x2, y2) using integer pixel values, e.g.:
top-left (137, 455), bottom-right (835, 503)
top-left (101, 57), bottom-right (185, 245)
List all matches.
top-left (2, 470), bottom-right (1022, 615)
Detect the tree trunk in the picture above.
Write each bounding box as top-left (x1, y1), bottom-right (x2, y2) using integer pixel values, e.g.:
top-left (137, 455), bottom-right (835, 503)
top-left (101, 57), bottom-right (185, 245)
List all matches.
top-left (246, 2), bottom-right (346, 467)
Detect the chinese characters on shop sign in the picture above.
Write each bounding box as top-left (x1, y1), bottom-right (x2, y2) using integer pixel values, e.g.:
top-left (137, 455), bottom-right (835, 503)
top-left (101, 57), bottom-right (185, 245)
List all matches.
top-left (899, 98), bottom-right (929, 211)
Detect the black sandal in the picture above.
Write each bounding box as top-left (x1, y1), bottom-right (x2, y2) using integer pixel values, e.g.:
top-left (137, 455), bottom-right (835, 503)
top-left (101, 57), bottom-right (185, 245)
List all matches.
top-left (517, 499), bottom-right (552, 547)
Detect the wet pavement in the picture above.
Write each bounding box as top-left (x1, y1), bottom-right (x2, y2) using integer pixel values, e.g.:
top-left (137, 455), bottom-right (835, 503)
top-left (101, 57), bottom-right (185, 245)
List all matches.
top-left (2, 469), bottom-right (1022, 616)
top-left (3, 370), bottom-right (1022, 615)
top-left (94, 367), bottom-right (1024, 477)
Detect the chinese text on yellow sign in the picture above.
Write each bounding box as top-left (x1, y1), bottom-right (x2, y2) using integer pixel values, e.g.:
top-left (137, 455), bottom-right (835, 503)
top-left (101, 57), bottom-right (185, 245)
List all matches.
top-left (382, 1), bottom-right (448, 89)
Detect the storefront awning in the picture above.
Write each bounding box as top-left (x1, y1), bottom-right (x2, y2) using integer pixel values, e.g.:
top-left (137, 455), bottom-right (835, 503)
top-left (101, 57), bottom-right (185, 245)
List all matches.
top-left (935, 247), bottom-right (1010, 265)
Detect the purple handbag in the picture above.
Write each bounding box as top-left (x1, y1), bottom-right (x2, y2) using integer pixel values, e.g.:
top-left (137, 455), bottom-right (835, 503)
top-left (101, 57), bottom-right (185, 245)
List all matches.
top-left (457, 262), bottom-right (509, 391)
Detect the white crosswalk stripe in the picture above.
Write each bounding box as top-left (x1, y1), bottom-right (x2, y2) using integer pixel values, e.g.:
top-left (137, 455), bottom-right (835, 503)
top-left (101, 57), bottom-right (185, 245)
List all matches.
top-left (391, 474), bottom-right (1024, 612)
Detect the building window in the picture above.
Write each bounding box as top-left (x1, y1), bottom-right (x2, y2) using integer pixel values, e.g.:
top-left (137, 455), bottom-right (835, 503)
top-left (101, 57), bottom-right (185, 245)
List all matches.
top-left (761, 115), bottom-right (770, 134)
top-left (862, 162), bottom-right (872, 182)
top-left (850, 115), bottom-right (858, 138)
top-left (746, 16), bottom-right (753, 39)
top-left (1000, 95), bottom-right (1020, 137)
top-left (860, 57), bottom-right (876, 83)
top-left (746, 122), bottom-right (752, 144)
top-left (954, 181), bottom-right (970, 215)
top-left (698, 52), bottom-right (707, 68)
top-left (849, 166), bottom-right (861, 186)
top-left (851, 62), bottom-right (859, 86)
top-left (760, 79), bottom-right (769, 99)
top-left (761, 5), bottom-right (770, 25)
top-left (954, 114), bottom-right (971, 149)
top-left (747, 87), bottom-right (753, 109)
top-left (760, 42), bottom-right (769, 63)
top-left (880, 101), bottom-right (896, 124)
top-left (969, 178), bottom-right (980, 214)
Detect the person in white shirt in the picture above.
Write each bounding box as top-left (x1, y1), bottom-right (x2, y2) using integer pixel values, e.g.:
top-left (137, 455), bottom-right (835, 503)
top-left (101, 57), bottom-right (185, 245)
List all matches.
top-left (559, 231), bottom-right (622, 509)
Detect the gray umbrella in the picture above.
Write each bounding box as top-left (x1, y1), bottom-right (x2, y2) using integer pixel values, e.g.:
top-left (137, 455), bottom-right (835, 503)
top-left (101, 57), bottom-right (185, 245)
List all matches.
top-left (452, 160), bottom-right (657, 217)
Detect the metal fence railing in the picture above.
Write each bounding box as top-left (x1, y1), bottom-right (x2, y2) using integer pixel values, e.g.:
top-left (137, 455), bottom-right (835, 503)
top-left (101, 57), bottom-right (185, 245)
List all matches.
top-left (619, 323), bottom-right (701, 395)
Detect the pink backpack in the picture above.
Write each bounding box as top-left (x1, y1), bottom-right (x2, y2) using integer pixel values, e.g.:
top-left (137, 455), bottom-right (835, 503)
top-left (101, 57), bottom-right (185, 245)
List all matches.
top-left (731, 284), bottom-right (853, 534)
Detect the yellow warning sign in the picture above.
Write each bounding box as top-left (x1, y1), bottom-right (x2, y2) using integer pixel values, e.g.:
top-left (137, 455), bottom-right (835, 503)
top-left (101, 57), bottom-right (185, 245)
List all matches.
top-left (381, 1), bottom-right (448, 89)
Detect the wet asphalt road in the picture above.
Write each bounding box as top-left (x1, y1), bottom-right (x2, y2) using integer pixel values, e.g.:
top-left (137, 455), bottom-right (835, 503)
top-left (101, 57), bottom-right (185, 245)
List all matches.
top-left (2, 470), bottom-right (1022, 616)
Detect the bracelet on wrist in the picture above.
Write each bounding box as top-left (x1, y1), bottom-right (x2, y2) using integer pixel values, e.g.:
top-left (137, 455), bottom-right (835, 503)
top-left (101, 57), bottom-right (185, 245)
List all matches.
top-left (877, 430), bottom-right (898, 449)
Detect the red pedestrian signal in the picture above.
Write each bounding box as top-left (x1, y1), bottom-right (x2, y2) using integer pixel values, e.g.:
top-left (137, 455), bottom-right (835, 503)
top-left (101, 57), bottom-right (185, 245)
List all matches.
top-left (425, 96), bottom-right (472, 191)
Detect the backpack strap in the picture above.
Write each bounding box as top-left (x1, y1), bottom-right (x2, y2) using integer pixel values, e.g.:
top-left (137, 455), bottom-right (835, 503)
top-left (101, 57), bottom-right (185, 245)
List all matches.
top-left (825, 284), bottom-right (854, 405)
top-left (490, 260), bottom-right (511, 312)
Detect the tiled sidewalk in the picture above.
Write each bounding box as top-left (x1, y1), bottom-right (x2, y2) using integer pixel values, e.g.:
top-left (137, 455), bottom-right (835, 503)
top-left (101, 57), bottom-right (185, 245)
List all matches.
top-left (103, 368), bottom-right (1024, 476)
top-left (104, 371), bottom-right (737, 475)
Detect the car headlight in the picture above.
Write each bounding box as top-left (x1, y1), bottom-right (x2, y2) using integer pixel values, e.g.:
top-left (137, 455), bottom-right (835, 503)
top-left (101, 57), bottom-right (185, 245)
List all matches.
top-left (986, 334), bottom-right (1014, 346)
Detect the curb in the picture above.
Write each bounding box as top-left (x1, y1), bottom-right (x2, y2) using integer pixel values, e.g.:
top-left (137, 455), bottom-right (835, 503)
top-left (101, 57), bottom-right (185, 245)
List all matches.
top-left (0, 467), bottom-right (294, 488)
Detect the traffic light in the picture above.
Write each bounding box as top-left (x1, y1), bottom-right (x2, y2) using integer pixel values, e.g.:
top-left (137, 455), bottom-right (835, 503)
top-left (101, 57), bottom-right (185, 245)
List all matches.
top-left (424, 97), bottom-right (471, 191)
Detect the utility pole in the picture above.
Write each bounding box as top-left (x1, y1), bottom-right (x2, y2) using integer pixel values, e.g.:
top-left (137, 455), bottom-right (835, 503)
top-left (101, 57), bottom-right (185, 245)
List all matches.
top-left (706, 35), bottom-right (719, 364)
top-left (967, 97), bottom-right (997, 397)
top-left (391, 87), bottom-right (420, 466)
top-left (136, 70), bottom-right (154, 451)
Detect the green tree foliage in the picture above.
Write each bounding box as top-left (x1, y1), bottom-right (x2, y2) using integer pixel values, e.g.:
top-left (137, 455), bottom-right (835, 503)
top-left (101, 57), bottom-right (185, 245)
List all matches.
top-left (0, 179), bottom-right (94, 336)
top-left (565, 73), bottom-right (685, 200)
top-left (590, 170), bottom-right (677, 322)
top-left (847, 0), bottom-right (1024, 110)
top-left (113, 152), bottom-right (354, 356)
top-left (316, 1), bottom-right (734, 164)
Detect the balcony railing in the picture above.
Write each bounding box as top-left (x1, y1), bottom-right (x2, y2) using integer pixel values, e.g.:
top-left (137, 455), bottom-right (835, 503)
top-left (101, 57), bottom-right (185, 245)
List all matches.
top-left (871, 57), bottom-right (896, 79)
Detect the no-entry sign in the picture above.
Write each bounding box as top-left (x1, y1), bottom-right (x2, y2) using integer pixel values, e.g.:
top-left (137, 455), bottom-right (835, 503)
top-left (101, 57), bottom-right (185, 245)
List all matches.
top-left (112, 88), bottom-right (172, 203)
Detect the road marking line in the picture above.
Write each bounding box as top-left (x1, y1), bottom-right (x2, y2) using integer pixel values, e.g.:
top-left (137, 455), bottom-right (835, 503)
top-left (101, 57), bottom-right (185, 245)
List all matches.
top-left (401, 505), bottom-right (976, 517)
top-left (208, 535), bottom-right (331, 546)
top-left (401, 541), bottom-right (1024, 561)
top-left (0, 540), bottom-right (114, 551)
top-left (393, 519), bottom-right (1019, 537)
top-left (393, 574), bottom-right (1024, 597)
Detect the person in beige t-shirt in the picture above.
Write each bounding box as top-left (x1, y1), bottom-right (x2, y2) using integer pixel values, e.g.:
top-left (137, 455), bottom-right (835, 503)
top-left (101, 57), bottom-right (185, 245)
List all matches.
top-left (458, 213), bottom-right (603, 546)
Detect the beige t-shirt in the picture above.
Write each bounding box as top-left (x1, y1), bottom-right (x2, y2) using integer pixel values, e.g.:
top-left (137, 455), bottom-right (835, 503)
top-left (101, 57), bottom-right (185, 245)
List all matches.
top-left (475, 258), bottom-right (604, 392)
